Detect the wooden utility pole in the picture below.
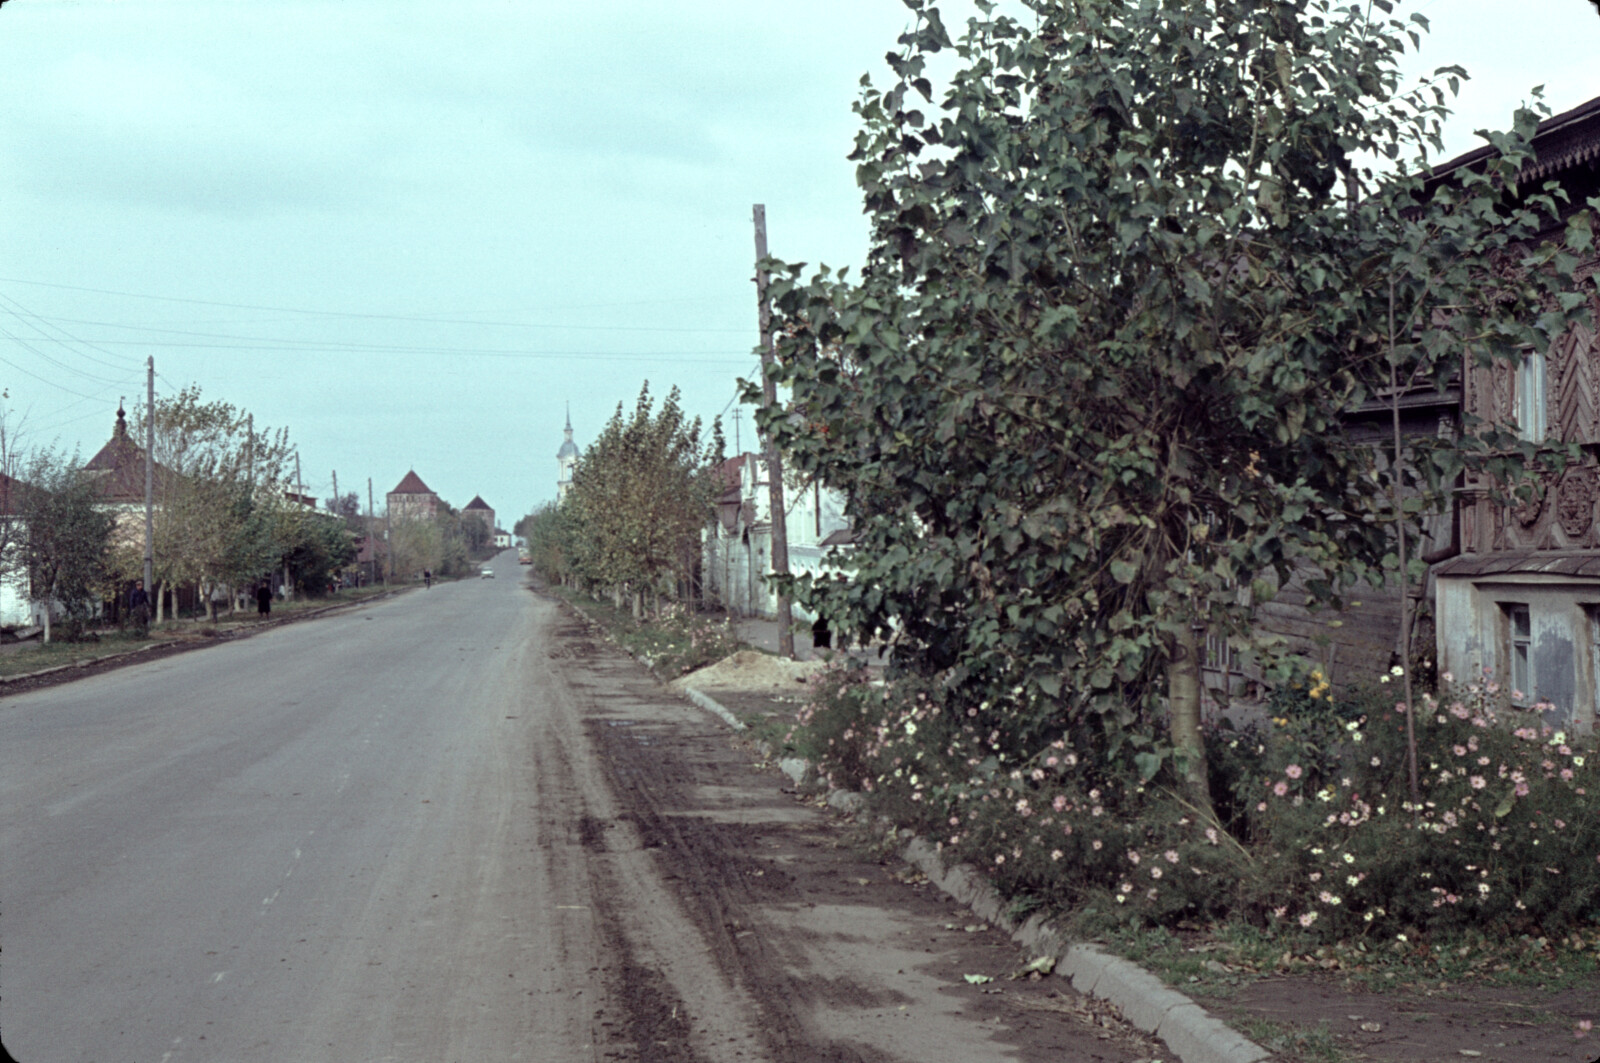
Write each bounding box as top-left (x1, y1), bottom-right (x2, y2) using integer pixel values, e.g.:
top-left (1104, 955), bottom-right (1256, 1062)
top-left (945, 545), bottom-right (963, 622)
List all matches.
top-left (368, 477), bottom-right (378, 584)
top-left (286, 452), bottom-right (302, 602)
top-left (753, 204), bottom-right (794, 658)
top-left (331, 469), bottom-right (339, 514)
top-left (143, 357), bottom-right (154, 596)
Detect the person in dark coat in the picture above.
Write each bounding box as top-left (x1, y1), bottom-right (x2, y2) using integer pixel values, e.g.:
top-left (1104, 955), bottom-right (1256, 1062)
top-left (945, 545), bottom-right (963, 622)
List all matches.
top-left (255, 583), bottom-right (272, 618)
top-left (128, 580), bottom-right (151, 637)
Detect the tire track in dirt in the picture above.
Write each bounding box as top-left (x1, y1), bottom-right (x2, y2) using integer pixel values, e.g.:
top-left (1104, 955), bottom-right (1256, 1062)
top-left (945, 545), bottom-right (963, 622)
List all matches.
top-left (546, 600), bottom-right (1158, 1063)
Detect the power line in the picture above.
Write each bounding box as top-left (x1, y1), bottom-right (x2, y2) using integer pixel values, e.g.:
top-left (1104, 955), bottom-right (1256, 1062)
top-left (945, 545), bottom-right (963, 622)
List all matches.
top-left (0, 278), bottom-right (752, 334)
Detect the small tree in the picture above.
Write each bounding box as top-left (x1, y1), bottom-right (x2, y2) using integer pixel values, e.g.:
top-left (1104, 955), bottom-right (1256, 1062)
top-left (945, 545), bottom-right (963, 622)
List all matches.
top-left (562, 384), bottom-right (722, 617)
top-left (21, 449), bottom-right (114, 642)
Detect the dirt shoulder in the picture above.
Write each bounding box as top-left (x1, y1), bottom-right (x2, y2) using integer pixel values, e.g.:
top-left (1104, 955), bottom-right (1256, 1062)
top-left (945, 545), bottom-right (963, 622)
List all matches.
top-left (551, 595), bottom-right (1171, 1063)
top-left (671, 669), bottom-right (1599, 1063)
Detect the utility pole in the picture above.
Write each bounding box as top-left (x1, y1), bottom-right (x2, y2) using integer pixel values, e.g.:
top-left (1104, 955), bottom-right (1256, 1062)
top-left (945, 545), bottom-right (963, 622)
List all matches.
top-left (752, 204), bottom-right (794, 658)
top-left (331, 469), bottom-right (339, 515)
top-left (246, 414), bottom-right (253, 486)
top-left (143, 357), bottom-right (154, 597)
top-left (732, 408), bottom-right (741, 454)
top-left (368, 477), bottom-right (378, 584)
top-left (286, 452), bottom-right (301, 602)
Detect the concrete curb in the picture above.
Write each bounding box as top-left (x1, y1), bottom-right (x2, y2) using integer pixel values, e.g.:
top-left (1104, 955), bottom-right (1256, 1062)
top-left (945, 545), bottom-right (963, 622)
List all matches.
top-left (692, 687), bottom-right (1272, 1063)
top-left (681, 686), bottom-right (746, 731)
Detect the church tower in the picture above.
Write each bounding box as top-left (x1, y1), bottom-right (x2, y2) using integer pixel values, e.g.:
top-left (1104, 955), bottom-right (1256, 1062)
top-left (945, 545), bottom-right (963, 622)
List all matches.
top-left (556, 405), bottom-right (579, 500)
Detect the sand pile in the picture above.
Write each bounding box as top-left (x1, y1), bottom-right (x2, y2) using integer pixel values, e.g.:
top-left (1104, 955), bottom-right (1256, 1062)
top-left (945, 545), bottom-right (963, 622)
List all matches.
top-left (670, 649), bottom-right (825, 693)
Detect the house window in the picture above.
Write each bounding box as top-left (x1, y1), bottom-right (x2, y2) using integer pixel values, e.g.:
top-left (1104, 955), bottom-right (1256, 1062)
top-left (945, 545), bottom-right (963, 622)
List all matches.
top-left (1517, 351), bottom-right (1547, 443)
top-left (1502, 603), bottom-right (1532, 700)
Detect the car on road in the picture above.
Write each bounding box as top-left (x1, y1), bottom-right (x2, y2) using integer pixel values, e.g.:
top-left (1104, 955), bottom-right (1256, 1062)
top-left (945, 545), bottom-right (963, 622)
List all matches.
top-left (480, 567), bottom-right (494, 579)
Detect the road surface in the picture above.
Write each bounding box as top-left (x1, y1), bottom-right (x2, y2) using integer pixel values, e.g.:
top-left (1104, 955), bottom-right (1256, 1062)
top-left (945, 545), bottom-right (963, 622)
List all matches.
top-left (1, 554), bottom-right (1152, 1062)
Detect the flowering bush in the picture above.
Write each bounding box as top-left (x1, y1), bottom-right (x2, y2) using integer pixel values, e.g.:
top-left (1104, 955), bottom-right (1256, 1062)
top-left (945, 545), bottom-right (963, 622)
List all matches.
top-left (793, 665), bottom-right (1600, 942)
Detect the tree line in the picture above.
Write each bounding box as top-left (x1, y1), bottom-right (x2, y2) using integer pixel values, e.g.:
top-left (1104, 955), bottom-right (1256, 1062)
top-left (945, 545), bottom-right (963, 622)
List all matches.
top-left (0, 386), bottom-right (356, 640)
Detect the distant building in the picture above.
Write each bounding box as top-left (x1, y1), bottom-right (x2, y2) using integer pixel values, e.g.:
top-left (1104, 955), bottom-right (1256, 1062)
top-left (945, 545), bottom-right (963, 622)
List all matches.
top-left (557, 408), bottom-right (579, 501)
top-left (463, 495), bottom-right (495, 536)
top-left (386, 470), bottom-right (441, 521)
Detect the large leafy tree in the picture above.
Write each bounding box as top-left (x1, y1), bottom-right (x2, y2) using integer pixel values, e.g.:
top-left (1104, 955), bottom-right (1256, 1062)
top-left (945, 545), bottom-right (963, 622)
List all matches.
top-left (754, 0), bottom-right (1595, 809)
top-left (125, 387), bottom-right (298, 618)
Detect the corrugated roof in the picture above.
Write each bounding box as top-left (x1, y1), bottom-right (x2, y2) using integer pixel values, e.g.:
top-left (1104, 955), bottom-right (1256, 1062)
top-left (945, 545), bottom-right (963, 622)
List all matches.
top-left (1435, 551), bottom-right (1600, 580)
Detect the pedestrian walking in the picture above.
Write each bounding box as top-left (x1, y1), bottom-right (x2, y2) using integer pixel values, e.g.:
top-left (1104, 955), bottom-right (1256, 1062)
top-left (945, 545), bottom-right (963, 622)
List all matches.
top-left (256, 582), bottom-right (272, 618)
top-left (128, 580), bottom-right (151, 638)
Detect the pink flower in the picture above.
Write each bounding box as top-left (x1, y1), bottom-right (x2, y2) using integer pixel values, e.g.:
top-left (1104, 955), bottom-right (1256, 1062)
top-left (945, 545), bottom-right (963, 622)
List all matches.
top-left (1450, 702), bottom-right (1471, 719)
top-left (1286, 764), bottom-right (1303, 779)
top-left (1052, 795), bottom-right (1068, 812)
top-left (1273, 781), bottom-right (1289, 797)
top-left (1164, 850), bottom-right (1180, 864)
top-left (1470, 776), bottom-right (1486, 790)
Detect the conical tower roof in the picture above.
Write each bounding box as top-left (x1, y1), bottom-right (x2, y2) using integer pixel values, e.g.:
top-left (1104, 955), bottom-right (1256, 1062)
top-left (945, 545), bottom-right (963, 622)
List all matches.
top-left (390, 469), bottom-right (433, 495)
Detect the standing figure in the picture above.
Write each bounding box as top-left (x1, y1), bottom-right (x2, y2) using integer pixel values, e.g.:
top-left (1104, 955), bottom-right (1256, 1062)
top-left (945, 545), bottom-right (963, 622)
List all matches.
top-left (256, 583), bottom-right (272, 618)
top-left (128, 580), bottom-right (151, 638)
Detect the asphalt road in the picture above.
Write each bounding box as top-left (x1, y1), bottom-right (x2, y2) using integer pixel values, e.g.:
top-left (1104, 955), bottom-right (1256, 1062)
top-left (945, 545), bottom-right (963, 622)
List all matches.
top-left (2, 553), bottom-right (1153, 1063)
top-left (1, 552), bottom-right (593, 1061)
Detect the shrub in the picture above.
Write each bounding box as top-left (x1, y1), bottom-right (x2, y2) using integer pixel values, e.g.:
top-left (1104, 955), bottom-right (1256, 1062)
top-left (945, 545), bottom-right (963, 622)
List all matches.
top-left (793, 665), bottom-right (1600, 943)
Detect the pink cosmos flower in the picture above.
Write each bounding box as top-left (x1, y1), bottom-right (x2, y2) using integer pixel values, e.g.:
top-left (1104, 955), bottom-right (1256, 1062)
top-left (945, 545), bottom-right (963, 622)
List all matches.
top-left (1273, 781), bottom-right (1290, 797)
top-left (1286, 764), bottom-right (1303, 779)
top-left (1470, 776), bottom-right (1486, 790)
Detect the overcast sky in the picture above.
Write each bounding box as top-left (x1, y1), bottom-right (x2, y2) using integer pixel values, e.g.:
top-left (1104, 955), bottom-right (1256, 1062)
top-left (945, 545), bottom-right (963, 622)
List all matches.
top-left (2, 0), bottom-right (1598, 523)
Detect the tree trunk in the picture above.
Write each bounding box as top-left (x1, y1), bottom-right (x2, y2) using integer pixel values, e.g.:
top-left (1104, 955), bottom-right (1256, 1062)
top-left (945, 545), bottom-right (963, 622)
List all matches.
top-left (156, 580), bottom-right (167, 624)
top-left (204, 581), bottom-right (216, 622)
top-left (42, 598), bottom-right (52, 645)
top-left (1167, 620), bottom-right (1214, 816)
top-left (632, 588), bottom-right (643, 621)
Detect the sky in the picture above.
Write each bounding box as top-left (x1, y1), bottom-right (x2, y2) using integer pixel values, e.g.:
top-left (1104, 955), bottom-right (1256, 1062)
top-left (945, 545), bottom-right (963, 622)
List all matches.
top-left (2, 0), bottom-right (1599, 525)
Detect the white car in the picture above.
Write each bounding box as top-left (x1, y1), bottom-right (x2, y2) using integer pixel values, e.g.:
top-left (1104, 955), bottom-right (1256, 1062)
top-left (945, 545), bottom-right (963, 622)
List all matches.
top-left (480, 567), bottom-right (495, 579)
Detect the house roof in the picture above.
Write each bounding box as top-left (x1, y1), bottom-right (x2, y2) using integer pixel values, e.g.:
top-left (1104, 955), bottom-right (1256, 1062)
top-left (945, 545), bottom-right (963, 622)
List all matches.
top-left (0, 471), bottom-right (40, 517)
top-left (464, 495), bottom-right (492, 511)
top-left (389, 470), bottom-right (434, 495)
top-left (1435, 550), bottom-right (1600, 580)
top-left (80, 407), bottom-right (170, 504)
top-left (1432, 94), bottom-right (1600, 185)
